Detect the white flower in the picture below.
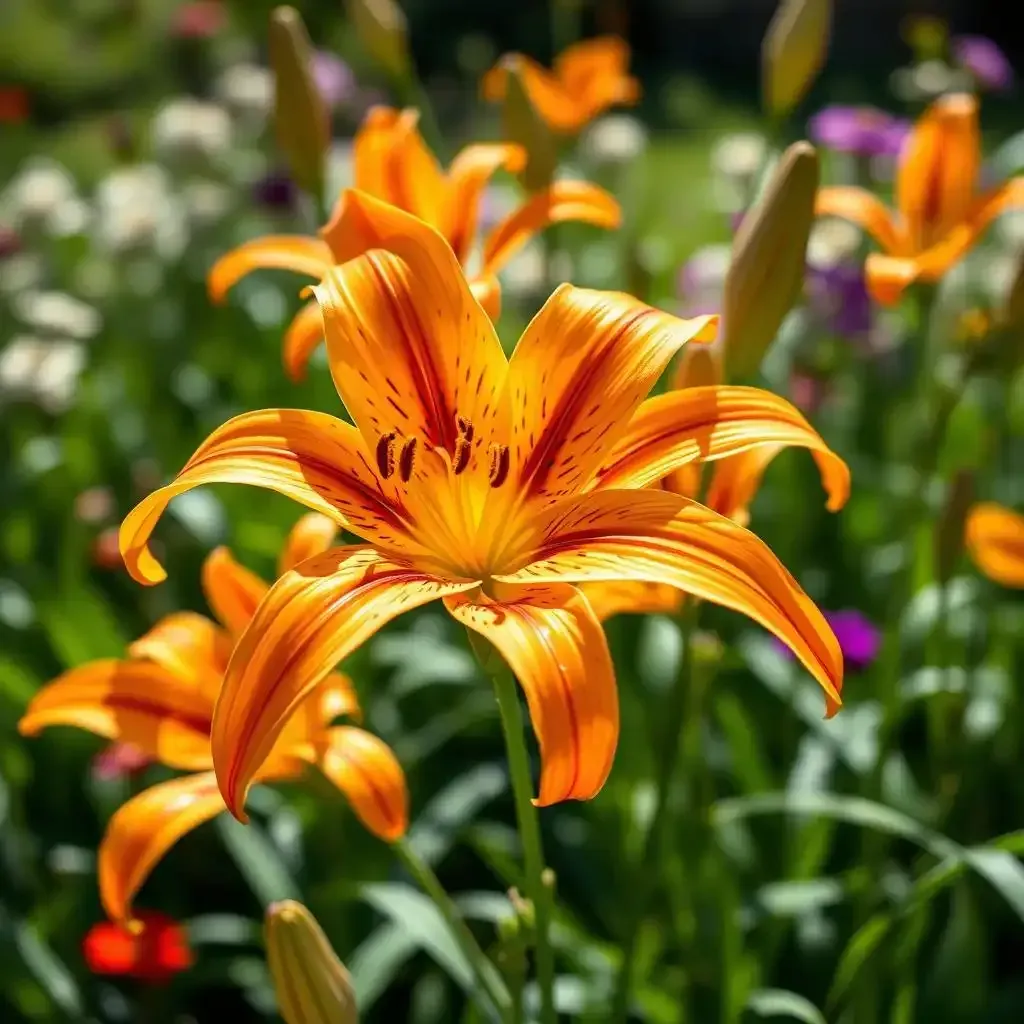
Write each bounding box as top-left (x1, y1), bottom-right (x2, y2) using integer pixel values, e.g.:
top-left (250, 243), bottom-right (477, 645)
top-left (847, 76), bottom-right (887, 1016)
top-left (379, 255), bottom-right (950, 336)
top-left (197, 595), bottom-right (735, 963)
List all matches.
top-left (499, 242), bottom-right (546, 297)
top-left (0, 158), bottom-right (79, 234)
top-left (151, 98), bottom-right (233, 168)
top-left (181, 179), bottom-right (232, 229)
top-left (0, 252), bottom-right (45, 295)
top-left (324, 141), bottom-right (356, 202)
top-left (997, 209), bottom-right (1024, 249)
top-left (0, 335), bottom-right (85, 413)
top-left (93, 164), bottom-right (186, 258)
top-left (890, 60), bottom-right (973, 103)
top-left (13, 291), bottom-right (102, 341)
top-left (215, 62), bottom-right (274, 124)
top-left (0, 335), bottom-right (48, 395)
top-left (580, 114), bottom-right (649, 166)
top-left (711, 132), bottom-right (767, 183)
top-left (806, 218), bottom-right (863, 267)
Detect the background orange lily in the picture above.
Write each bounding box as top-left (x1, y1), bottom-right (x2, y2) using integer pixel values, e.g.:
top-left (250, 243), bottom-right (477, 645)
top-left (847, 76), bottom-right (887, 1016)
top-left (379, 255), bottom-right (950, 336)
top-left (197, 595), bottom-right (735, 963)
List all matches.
top-left (482, 36), bottom-right (641, 134)
top-left (19, 513), bottom-right (407, 924)
top-left (816, 92), bottom-right (1024, 305)
top-left (121, 192), bottom-right (848, 819)
top-left (209, 104), bottom-right (620, 379)
top-left (965, 503), bottom-right (1024, 588)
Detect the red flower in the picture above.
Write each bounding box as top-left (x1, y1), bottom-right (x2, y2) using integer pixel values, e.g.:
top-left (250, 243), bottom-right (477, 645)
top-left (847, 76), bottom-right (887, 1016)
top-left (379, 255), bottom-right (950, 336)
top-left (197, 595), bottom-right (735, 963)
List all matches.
top-left (0, 86), bottom-right (29, 123)
top-left (83, 912), bottom-right (193, 982)
top-left (172, 1), bottom-right (226, 39)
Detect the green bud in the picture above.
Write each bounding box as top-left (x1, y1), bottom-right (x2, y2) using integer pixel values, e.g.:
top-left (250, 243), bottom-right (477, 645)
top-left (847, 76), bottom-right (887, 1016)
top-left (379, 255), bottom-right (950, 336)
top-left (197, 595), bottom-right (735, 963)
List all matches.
top-left (721, 141), bottom-right (819, 380)
top-left (500, 57), bottom-right (558, 193)
top-left (762, 0), bottom-right (832, 117)
top-left (265, 900), bottom-right (358, 1024)
top-left (345, 0), bottom-right (411, 82)
top-left (269, 7), bottom-right (329, 202)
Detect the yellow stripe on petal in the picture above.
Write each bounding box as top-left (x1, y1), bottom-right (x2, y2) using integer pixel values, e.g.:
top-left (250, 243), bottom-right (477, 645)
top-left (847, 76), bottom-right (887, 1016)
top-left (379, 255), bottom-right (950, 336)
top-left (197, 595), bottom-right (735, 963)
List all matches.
top-left (119, 408), bottom-right (411, 585)
top-left (211, 546), bottom-right (475, 820)
top-left (446, 583), bottom-right (618, 805)
top-left (500, 489), bottom-right (843, 715)
top-left (319, 726), bottom-right (408, 841)
top-left (201, 547), bottom-right (268, 638)
top-left (279, 512), bottom-right (340, 575)
top-left (207, 236), bottom-right (332, 303)
top-left (966, 503), bottom-right (1024, 588)
top-left (589, 386), bottom-right (849, 512)
top-left (127, 612), bottom-right (230, 701)
top-left (282, 300), bottom-right (325, 383)
top-left (98, 772), bottom-right (225, 924)
top-left (18, 660), bottom-right (215, 770)
top-left (482, 181), bottom-right (621, 276)
top-left (815, 187), bottom-right (904, 254)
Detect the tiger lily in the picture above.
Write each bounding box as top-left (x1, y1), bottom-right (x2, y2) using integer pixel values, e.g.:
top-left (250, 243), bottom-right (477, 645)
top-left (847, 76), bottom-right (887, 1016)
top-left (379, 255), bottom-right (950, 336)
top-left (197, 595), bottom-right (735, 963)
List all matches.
top-left (19, 513), bottom-right (407, 924)
top-left (209, 105), bottom-right (620, 379)
top-left (965, 503), bottom-right (1024, 588)
top-left (816, 92), bottom-right (1024, 306)
top-left (482, 36), bottom-right (640, 134)
top-left (120, 191), bottom-right (848, 815)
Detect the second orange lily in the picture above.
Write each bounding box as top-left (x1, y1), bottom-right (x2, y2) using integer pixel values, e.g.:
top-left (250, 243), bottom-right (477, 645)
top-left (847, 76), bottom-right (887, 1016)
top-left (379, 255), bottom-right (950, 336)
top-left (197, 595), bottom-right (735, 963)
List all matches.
top-left (817, 92), bottom-right (1024, 305)
top-left (209, 105), bottom-right (620, 379)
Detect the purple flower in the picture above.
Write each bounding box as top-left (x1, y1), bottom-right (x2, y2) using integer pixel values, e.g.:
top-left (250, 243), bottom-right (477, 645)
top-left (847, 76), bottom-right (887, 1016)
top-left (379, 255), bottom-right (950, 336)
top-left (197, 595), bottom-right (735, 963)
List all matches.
top-left (677, 243), bottom-right (731, 317)
top-left (808, 106), bottom-right (911, 159)
top-left (312, 51), bottom-right (356, 109)
top-left (807, 262), bottom-right (873, 338)
top-left (773, 609), bottom-right (881, 672)
top-left (952, 36), bottom-right (1014, 92)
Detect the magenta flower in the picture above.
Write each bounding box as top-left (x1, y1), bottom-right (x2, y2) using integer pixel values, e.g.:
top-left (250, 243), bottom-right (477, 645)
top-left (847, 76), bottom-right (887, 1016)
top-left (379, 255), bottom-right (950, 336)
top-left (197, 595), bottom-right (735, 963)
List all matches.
top-left (312, 51), bottom-right (356, 109)
top-left (773, 609), bottom-right (880, 672)
top-left (952, 36), bottom-right (1014, 92)
top-left (808, 106), bottom-right (911, 159)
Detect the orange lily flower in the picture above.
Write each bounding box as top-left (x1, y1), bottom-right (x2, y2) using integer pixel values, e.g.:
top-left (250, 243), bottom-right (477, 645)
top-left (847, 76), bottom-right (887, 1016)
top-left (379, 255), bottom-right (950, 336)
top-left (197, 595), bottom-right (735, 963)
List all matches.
top-left (816, 92), bottom-right (1024, 306)
top-left (209, 105), bottom-right (621, 379)
top-left (120, 191), bottom-right (848, 815)
top-left (482, 36), bottom-right (640, 134)
top-left (965, 502), bottom-right (1024, 588)
top-left (19, 513), bottom-right (407, 925)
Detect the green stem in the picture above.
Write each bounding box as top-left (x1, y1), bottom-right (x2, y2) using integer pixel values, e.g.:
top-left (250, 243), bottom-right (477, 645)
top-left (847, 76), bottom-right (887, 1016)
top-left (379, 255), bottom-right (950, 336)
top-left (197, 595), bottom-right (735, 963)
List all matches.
top-left (489, 666), bottom-right (557, 1024)
top-left (611, 601), bottom-right (701, 1022)
top-left (393, 838), bottom-right (513, 1022)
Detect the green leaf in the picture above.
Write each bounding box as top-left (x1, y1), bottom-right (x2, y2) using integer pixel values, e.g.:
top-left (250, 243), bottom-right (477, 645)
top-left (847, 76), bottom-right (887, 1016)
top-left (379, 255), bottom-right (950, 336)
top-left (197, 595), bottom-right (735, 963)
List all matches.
top-left (8, 917), bottom-right (83, 1018)
top-left (745, 988), bottom-right (827, 1024)
top-left (349, 922), bottom-right (421, 1012)
top-left (216, 812), bottom-right (301, 907)
top-left (36, 583), bottom-right (129, 667)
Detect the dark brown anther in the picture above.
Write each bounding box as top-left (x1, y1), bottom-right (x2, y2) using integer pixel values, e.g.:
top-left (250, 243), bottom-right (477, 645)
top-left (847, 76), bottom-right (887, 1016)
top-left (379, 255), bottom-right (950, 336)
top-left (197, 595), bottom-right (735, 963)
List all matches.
top-left (456, 414), bottom-right (474, 444)
top-left (488, 444), bottom-right (510, 488)
top-left (452, 436), bottom-right (471, 476)
top-left (398, 436), bottom-right (418, 482)
top-left (376, 432), bottom-right (397, 479)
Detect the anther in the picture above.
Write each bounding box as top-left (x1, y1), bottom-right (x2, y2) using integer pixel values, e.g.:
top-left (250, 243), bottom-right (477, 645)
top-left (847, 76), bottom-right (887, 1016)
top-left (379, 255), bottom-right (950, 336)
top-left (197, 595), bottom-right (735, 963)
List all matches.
top-left (456, 415), bottom-right (474, 444)
top-left (452, 436), bottom-right (471, 476)
top-left (488, 444), bottom-right (510, 488)
top-left (398, 436), bottom-right (418, 482)
top-left (376, 432), bottom-right (397, 479)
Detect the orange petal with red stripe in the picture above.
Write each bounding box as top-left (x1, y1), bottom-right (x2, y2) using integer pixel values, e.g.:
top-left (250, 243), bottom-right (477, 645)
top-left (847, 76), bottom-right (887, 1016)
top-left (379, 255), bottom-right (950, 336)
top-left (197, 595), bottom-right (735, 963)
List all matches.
top-left (281, 299), bottom-right (325, 382)
top-left (201, 546), bottom-right (268, 637)
top-left (965, 503), bottom-right (1024, 588)
top-left (207, 236), bottom-right (332, 303)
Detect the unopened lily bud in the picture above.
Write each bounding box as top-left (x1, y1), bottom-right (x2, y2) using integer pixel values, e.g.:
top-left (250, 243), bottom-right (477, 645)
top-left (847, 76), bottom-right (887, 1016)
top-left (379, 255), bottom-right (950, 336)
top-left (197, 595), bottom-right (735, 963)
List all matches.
top-left (265, 900), bottom-right (358, 1024)
top-left (345, 0), bottom-right (411, 82)
top-left (721, 141), bottom-right (819, 380)
top-left (269, 7), bottom-right (329, 201)
top-left (500, 57), bottom-right (558, 193)
top-left (762, 0), bottom-right (832, 117)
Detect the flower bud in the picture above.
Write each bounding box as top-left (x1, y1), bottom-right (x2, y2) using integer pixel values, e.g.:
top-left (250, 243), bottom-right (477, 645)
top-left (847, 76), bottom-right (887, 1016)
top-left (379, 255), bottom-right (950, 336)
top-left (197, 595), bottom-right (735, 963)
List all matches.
top-left (499, 57), bottom-right (558, 193)
top-left (721, 141), bottom-right (819, 380)
top-left (268, 7), bottom-right (329, 201)
top-left (762, 0), bottom-right (832, 117)
top-left (344, 0), bottom-right (411, 82)
top-left (265, 901), bottom-right (358, 1024)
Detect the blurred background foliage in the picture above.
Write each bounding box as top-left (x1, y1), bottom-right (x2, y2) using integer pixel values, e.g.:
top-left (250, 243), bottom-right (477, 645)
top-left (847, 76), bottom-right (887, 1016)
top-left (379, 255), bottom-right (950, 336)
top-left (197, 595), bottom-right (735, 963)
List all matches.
top-left (3, 1), bottom-right (1024, 1022)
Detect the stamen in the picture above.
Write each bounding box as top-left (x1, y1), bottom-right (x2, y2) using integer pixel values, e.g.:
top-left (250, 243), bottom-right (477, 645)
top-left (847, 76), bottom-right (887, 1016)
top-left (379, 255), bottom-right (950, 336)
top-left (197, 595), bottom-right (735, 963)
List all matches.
top-left (398, 436), bottom-right (418, 482)
top-left (488, 444), bottom-right (510, 488)
top-left (456, 415), bottom-right (474, 444)
top-left (376, 432), bottom-right (397, 479)
top-left (452, 436), bottom-right (471, 476)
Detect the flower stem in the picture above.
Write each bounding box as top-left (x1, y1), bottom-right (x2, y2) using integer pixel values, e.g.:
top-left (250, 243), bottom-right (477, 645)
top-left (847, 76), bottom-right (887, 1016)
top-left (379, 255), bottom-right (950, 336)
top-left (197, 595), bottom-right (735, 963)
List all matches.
top-left (393, 837), bottom-right (513, 1022)
top-left (489, 666), bottom-right (558, 1024)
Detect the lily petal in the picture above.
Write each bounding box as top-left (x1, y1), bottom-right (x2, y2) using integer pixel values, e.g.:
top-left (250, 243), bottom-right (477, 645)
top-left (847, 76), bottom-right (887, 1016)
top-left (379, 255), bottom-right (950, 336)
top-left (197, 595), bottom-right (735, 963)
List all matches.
top-left (965, 503), bottom-right (1024, 588)
top-left (589, 385), bottom-right (850, 512)
top-left (554, 36), bottom-right (635, 99)
top-left (470, 274), bottom-right (502, 320)
top-left (500, 488), bottom-right (843, 714)
top-left (119, 408), bottom-right (411, 585)
top-left (127, 612), bottom-right (230, 699)
top-left (201, 547), bottom-right (268, 637)
top-left (579, 579), bottom-right (682, 622)
top-left (278, 512), bottom-right (340, 574)
top-left (482, 181), bottom-right (622, 276)
top-left (18, 660), bottom-right (214, 771)
top-left (446, 583), bottom-right (618, 805)
top-left (207, 237), bottom-right (332, 303)
top-left (352, 106), bottom-right (404, 203)
top-left (444, 143), bottom-right (526, 262)
top-left (98, 772), bottom-right (225, 924)
top-left (499, 285), bottom-right (717, 503)
top-left (482, 55), bottom-right (581, 133)
top-left (211, 546), bottom-right (475, 820)
top-left (314, 190), bottom-right (509, 455)
top-left (318, 725), bottom-right (408, 840)
top-left (281, 299), bottom-right (325, 382)
top-left (815, 187), bottom-right (903, 254)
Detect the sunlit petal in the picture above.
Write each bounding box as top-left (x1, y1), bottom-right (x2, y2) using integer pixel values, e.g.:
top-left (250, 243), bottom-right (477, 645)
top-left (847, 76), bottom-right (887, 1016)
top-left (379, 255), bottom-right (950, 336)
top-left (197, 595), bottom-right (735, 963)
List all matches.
top-left (207, 236), bottom-right (332, 303)
top-left (352, 105), bottom-right (404, 202)
top-left (482, 55), bottom-right (581, 133)
top-left (500, 488), bottom-right (843, 715)
top-left (278, 512), bottom-right (340, 574)
top-left (319, 725), bottom-right (408, 841)
top-left (864, 252), bottom-right (923, 306)
top-left (281, 299), bottom-right (325, 382)
top-left (554, 36), bottom-right (635, 97)
top-left (470, 274), bottom-right (502, 320)
top-left (212, 546), bottom-right (475, 820)
top-left (446, 583), bottom-right (618, 805)
top-left (98, 772), bottom-right (225, 924)
top-left (966, 503), bottom-right (1024, 588)
top-left (579, 579), bottom-right (682, 621)
top-left (119, 408), bottom-right (411, 585)
top-left (18, 660), bottom-right (214, 770)
top-left (200, 547), bottom-right (268, 637)
top-left (127, 612), bottom-right (230, 700)
top-left (815, 187), bottom-right (904, 254)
